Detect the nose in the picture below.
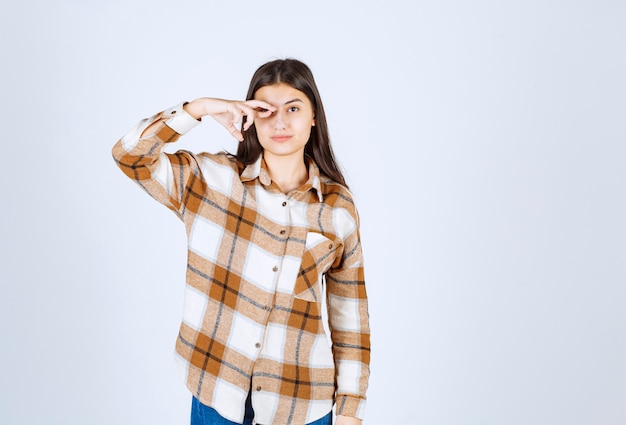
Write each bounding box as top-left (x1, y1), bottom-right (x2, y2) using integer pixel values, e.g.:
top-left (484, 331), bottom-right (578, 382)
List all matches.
top-left (272, 110), bottom-right (287, 130)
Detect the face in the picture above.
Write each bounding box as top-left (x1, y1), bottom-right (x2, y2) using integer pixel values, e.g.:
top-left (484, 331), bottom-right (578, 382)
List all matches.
top-left (253, 83), bottom-right (315, 162)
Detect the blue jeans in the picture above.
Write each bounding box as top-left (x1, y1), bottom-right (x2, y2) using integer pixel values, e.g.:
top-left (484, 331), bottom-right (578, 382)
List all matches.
top-left (191, 393), bottom-right (333, 425)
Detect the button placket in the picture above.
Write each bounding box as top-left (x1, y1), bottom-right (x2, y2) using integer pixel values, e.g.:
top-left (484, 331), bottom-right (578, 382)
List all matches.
top-left (279, 198), bottom-right (289, 243)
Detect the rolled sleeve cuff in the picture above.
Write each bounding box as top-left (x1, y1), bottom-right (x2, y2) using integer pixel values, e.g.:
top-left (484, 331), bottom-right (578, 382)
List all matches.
top-left (335, 394), bottom-right (366, 420)
top-left (163, 102), bottom-right (201, 135)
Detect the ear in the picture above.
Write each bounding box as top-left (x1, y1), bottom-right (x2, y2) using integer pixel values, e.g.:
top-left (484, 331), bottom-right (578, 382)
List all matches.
top-left (312, 118), bottom-right (316, 127)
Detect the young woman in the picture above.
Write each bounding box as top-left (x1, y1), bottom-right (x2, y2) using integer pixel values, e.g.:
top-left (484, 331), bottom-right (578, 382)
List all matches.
top-left (112, 59), bottom-right (370, 425)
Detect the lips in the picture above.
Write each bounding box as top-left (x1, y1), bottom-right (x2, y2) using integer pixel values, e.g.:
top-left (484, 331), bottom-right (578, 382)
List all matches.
top-left (271, 135), bottom-right (292, 142)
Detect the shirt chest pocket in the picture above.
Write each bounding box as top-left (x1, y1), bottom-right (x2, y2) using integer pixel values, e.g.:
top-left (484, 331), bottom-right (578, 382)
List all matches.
top-left (293, 232), bottom-right (338, 302)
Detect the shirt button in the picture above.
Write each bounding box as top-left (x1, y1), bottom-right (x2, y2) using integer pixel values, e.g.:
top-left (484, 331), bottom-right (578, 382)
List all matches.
top-left (256, 386), bottom-right (262, 391)
top-left (272, 266), bottom-right (278, 272)
top-left (255, 342), bottom-right (261, 348)
top-left (280, 229), bottom-right (286, 235)
top-left (329, 243), bottom-right (333, 249)
top-left (282, 201), bottom-right (287, 207)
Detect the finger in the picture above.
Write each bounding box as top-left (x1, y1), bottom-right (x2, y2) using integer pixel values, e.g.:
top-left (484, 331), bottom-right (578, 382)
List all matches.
top-left (227, 122), bottom-right (243, 142)
top-left (245, 100), bottom-right (276, 121)
top-left (229, 108), bottom-right (244, 125)
top-left (238, 105), bottom-right (258, 131)
top-left (245, 99), bottom-right (276, 112)
top-left (242, 117), bottom-right (252, 132)
top-left (253, 107), bottom-right (273, 119)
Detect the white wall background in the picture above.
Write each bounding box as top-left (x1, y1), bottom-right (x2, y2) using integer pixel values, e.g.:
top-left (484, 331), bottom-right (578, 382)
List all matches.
top-left (1, 1), bottom-right (625, 424)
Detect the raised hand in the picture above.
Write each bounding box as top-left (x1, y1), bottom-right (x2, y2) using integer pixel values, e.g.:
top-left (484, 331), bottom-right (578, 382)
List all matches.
top-left (183, 98), bottom-right (276, 141)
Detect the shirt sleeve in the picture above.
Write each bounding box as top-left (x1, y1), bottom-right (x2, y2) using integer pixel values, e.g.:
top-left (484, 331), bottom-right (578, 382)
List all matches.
top-left (326, 204), bottom-right (371, 420)
top-left (111, 102), bottom-right (201, 217)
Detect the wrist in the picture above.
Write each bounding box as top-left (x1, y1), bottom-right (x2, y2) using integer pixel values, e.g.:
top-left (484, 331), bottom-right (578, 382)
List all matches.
top-left (182, 98), bottom-right (209, 120)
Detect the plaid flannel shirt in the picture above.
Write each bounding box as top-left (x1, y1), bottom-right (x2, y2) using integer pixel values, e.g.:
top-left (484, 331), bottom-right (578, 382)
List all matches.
top-left (112, 103), bottom-right (370, 425)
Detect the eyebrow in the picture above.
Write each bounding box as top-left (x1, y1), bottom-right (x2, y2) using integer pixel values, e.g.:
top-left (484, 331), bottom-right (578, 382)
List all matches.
top-left (284, 98), bottom-right (304, 105)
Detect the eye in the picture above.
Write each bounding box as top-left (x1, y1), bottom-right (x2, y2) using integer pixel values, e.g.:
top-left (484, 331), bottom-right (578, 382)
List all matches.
top-left (288, 106), bottom-right (299, 112)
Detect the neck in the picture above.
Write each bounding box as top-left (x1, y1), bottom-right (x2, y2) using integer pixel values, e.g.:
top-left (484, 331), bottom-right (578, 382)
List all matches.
top-left (264, 153), bottom-right (308, 194)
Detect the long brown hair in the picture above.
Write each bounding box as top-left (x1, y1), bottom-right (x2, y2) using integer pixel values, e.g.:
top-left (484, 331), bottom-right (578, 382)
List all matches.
top-left (237, 58), bottom-right (348, 188)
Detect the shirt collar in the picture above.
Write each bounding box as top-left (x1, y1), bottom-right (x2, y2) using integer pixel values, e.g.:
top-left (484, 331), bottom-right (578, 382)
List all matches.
top-left (240, 154), bottom-right (324, 202)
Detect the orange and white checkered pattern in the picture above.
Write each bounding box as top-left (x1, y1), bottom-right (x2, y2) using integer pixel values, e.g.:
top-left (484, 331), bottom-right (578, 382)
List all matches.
top-left (112, 104), bottom-right (370, 425)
